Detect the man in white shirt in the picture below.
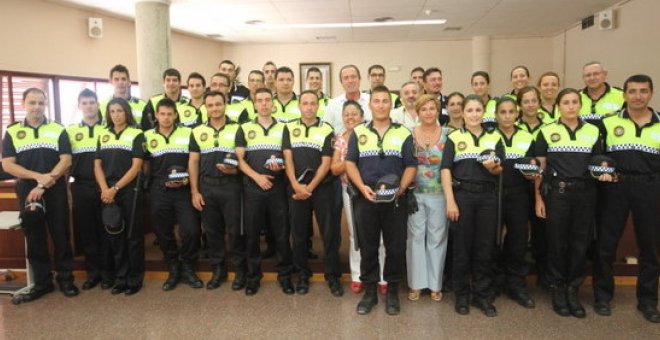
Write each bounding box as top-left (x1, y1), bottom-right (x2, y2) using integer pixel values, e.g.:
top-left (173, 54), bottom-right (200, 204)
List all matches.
top-left (323, 65), bottom-right (372, 134)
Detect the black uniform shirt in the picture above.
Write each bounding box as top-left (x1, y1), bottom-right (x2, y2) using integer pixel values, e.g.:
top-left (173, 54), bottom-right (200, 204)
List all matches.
top-left (144, 126), bottom-right (192, 180)
top-left (190, 119), bottom-right (240, 178)
top-left (281, 118), bottom-right (334, 180)
top-left (235, 118), bottom-right (285, 180)
top-left (95, 127), bottom-right (145, 183)
top-left (498, 127), bottom-right (535, 188)
top-left (601, 108), bottom-right (660, 174)
top-left (440, 126), bottom-right (505, 185)
top-left (2, 120), bottom-right (71, 174)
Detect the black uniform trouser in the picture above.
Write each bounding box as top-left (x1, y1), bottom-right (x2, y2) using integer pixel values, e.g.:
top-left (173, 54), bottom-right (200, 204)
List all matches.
top-left (452, 190), bottom-right (497, 301)
top-left (529, 185), bottom-right (549, 285)
top-left (354, 194), bottom-right (408, 284)
top-left (150, 182), bottom-right (201, 265)
top-left (109, 182), bottom-right (145, 287)
top-left (498, 185), bottom-right (531, 292)
top-left (594, 180), bottom-right (660, 306)
top-left (289, 180), bottom-right (340, 280)
top-left (544, 184), bottom-right (595, 288)
top-left (16, 179), bottom-right (74, 288)
top-left (200, 176), bottom-right (245, 270)
top-left (71, 181), bottom-right (109, 280)
top-left (243, 180), bottom-right (292, 284)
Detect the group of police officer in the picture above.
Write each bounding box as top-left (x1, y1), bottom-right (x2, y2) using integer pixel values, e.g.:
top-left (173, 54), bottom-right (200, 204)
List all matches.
top-left (1, 60), bottom-right (659, 323)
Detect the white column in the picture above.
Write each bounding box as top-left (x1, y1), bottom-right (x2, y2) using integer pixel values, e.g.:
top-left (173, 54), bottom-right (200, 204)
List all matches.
top-left (472, 35), bottom-right (491, 73)
top-left (135, 0), bottom-right (171, 99)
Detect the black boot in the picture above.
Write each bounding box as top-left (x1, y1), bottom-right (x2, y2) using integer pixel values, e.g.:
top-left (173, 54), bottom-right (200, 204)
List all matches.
top-left (181, 263), bottom-right (204, 289)
top-left (232, 270), bottom-right (247, 291)
top-left (567, 286), bottom-right (586, 318)
top-left (357, 283), bottom-right (378, 315)
top-left (206, 265), bottom-right (227, 290)
top-left (385, 282), bottom-right (400, 315)
top-left (162, 261), bottom-right (181, 291)
top-left (551, 284), bottom-right (570, 317)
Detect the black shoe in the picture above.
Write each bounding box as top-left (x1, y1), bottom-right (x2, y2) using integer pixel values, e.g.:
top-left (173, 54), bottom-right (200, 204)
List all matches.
top-left (280, 278), bottom-right (295, 295)
top-left (125, 283), bottom-right (142, 295)
top-left (245, 282), bottom-right (260, 296)
top-left (12, 283), bottom-right (54, 304)
top-left (181, 264), bottom-right (204, 289)
top-left (100, 279), bottom-right (114, 290)
top-left (385, 283), bottom-right (401, 315)
top-left (328, 278), bottom-right (344, 297)
top-left (567, 286), bottom-right (586, 318)
top-left (232, 272), bottom-right (247, 291)
top-left (471, 298), bottom-right (497, 317)
top-left (58, 280), bottom-right (79, 297)
top-left (594, 301), bottom-right (611, 316)
top-left (82, 277), bottom-right (101, 290)
top-left (207, 266), bottom-right (228, 290)
top-left (509, 290), bottom-right (535, 309)
top-left (455, 295), bottom-right (470, 315)
top-left (637, 304), bottom-right (660, 323)
top-left (357, 284), bottom-right (378, 315)
top-left (261, 248), bottom-right (276, 259)
top-left (111, 284), bottom-right (127, 295)
top-left (162, 261), bottom-right (181, 291)
top-left (296, 278), bottom-right (310, 295)
top-left (551, 285), bottom-right (570, 317)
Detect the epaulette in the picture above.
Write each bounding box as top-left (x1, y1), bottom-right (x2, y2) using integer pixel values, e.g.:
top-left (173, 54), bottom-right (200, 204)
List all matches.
top-left (602, 111), bottom-right (618, 119)
top-left (7, 121), bottom-right (20, 128)
top-left (612, 86), bottom-right (624, 92)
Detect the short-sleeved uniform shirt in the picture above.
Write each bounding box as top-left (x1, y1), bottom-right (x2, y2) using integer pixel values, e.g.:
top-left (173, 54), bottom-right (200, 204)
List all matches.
top-left (144, 126), bottom-right (192, 180)
top-left (235, 117), bottom-right (286, 182)
top-left (601, 108), bottom-right (660, 174)
top-left (282, 118), bottom-right (334, 181)
top-left (95, 126), bottom-right (145, 183)
top-left (190, 119), bottom-right (240, 178)
top-left (440, 126), bottom-right (505, 185)
top-left (67, 121), bottom-right (104, 181)
top-left (2, 120), bottom-right (71, 174)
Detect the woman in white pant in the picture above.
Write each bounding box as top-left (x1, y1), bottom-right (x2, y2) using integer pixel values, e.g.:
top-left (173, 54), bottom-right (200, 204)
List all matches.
top-left (331, 100), bottom-right (386, 294)
top-left (406, 94), bottom-right (450, 301)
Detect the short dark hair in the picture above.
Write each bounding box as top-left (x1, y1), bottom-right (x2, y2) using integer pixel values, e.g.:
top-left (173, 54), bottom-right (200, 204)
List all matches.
top-left (263, 61), bottom-right (276, 68)
top-left (339, 65), bottom-right (361, 81)
top-left (299, 90), bottom-right (319, 102)
top-left (343, 100), bottom-right (364, 116)
top-left (410, 67), bottom-right (424, 75)
top-left (510, 65), bottom-right (530, 79)
top-left (219, 60), bottom-right (235, 68)
top-left (187, 72), bottom-right (206, 87)
top-left (306, 67), bottom-right (322, 79)
top-left (249, 70), bottom-right (265, 82)
top-left (516, 86), bottom-right (540, 107)
top-left (163, 68), bottom-right (181, 81)
top-left (156, 97), bottom-right (177, 113)
top-left (555, 88), bottom-right (582, 107)
top-left (275, 66), bottom-right (294, 79)
top-left (105, 98), bottom-right (137, 129)
top-left (109, 64), bottom-right (130, 79)
top-left (537, 71), bottom-right (560, 88)
top-left (22, 87), bottom-right (46, 101)
top-left (370, 85), bottom-right (390, 101)
top-left (446, 91), bottom-right (465, 103)
top-left (423, 67), bottom-right (442, 82)
top-left (203, 90), bottom-right (226, 104)
top-left (471, 71), bottom-right (490, 84)
top-left (211, 72), bottom-right (230, 85)
top-left (624, 74), bottom-right (654, 92)
top-left (462, 94), bottom-right (484, 110)
top-left (254, 87), bottom-right (273, 99)
top-left (368, 64), bottom-right (385, 75)
top-left (78, 88), bottom-right (98, 103)
top-left (495, 96), bottom-right (518, 113)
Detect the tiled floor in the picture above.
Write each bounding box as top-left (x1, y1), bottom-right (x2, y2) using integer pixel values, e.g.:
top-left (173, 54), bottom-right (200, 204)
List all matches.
top-left (1, 280), bottom-right (658, 339)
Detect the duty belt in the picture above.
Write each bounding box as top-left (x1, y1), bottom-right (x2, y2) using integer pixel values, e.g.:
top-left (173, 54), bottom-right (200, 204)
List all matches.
top-left (617, 173), bottom-right (660, 184)
top-left (452, 180), bottom-right (496, 193)
top-left (550, 179), bottom-right (587, 193)
top-left (201, 175), bottom-right (240, 185)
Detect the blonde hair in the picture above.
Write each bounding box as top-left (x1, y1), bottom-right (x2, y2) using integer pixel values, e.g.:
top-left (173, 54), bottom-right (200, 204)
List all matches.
top-left (414, 94), bottom-right (440, 113)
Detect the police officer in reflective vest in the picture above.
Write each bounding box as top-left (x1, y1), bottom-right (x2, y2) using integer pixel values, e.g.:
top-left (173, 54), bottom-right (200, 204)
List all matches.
top-left (144, 98), bottom-right (203, 291)
top-left (189, 91), bottom-right (245, 290)
top-left (67, 88), bottom-right (108, 290)
top-left (2, 88), bottom-right (78, 303)
top-left (535, 88), bottom-right (604, 318)
top-left (282, 90), bottom-right (342, 296)
top-left (346, 85), bottom-right (417, 315)
top-left (142, 68), bottom-right (200, 129)
top-left (272, 67), bottom-right (301, 123)
top-left (593, 74), bottom-right (660, 323)
top-left (235, 87), bottom-right (293, 296)
top-left (99, 64), bottom-right (146, 127)
top-left (579, 61), bottom-right (624, 124)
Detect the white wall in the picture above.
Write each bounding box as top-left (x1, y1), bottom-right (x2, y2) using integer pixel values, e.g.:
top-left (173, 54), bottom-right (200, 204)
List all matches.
top-left (560, 0), bottom-right (660, 107)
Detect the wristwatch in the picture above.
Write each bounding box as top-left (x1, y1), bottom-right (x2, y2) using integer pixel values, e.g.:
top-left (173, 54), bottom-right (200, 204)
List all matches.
top-left (112, 185), bottom-right (120, 191)
top-left (37, 183), bottom-right (45, 189)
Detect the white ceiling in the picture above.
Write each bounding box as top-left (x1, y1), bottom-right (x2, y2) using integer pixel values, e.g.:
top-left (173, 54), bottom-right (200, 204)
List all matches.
top-left (52, 0), bottom-right (623, 43)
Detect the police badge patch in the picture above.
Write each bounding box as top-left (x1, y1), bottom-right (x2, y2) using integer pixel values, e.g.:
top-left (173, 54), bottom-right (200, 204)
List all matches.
top-left (613, 126), bottom-right (625, 137)
top-left (247, 130), bottom-right (256, 140)
top-left (200, 133), bottom-right (208, 142)
top-left (75, 132), bottom-right (84, 141)
top-left (292, 128), bottom-right (301, 137)
top-left (457, 141), bottom-right (467, 151)
top-left (150, 139), bottom-right (158, 148)
top-left (16, 131), bottom-right (26, 139)
top-left (358, 134), bottom-right (368, 145)
top-left (101, 135), bottom-right (110, 143)
top-left (550, 133), bottom-right (561, 142)
top-left (184, 109), bottom-right (192, 117)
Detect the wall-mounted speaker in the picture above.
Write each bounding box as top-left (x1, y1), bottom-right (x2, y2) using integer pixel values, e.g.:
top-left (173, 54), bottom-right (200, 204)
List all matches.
top-left (598, 9), bottom-right (615, 30)
top-left (88, 17), bottom-right (103, 38)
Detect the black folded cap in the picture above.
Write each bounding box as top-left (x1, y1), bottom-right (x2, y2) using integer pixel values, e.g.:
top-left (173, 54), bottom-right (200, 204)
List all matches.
top-left (588, 155), bottom-right (616, 177)
top-left (476, 149), bottom-right (501, 164)
top-left (375, 174), bottom-right (400, 203)
top-left (513, 157), bottom-right (541, 176)
top-left (102, 203), bottom-right (124, 234)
